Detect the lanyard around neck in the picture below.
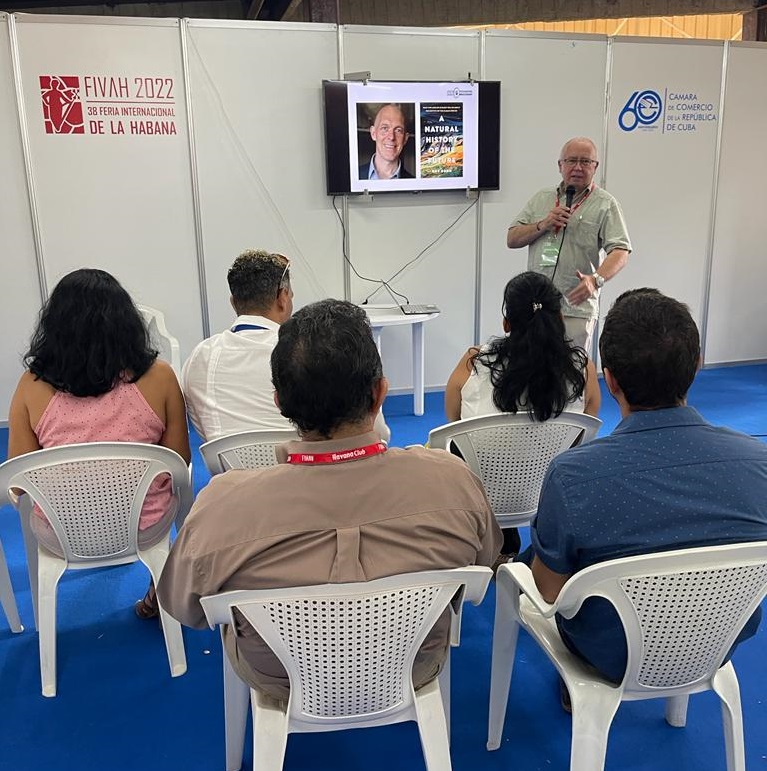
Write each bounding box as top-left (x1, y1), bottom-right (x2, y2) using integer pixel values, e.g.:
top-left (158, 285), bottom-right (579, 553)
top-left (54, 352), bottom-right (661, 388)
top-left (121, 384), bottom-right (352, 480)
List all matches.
top-left (231, 323), bottom-right (267, 333)
top-left (286, 441), bottom-right (387, 465)
top-left (556, 185), bottom-right (592, 214)
top-left (552, 185), bottom-right (592, 234)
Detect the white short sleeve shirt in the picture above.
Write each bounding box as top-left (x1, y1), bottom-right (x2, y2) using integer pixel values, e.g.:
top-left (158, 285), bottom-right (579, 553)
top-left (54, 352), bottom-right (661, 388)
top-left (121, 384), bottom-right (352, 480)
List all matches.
top-left (182, 314), bottom-right (391, 444)
top-left (182, 315), bottom-right (288, 442)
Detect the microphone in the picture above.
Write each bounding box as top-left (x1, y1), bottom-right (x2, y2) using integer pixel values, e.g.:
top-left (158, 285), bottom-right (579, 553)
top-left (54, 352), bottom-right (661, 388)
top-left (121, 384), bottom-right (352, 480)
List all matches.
top-left (563, 185), bottom-right (576, 232)
top-left (565, 185), bottom-right (576, 209)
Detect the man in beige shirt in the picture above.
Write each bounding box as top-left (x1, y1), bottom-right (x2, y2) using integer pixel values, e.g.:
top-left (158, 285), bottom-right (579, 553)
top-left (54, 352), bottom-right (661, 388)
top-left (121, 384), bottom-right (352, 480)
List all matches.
top-left (158, 299), bottom-right (501, 699)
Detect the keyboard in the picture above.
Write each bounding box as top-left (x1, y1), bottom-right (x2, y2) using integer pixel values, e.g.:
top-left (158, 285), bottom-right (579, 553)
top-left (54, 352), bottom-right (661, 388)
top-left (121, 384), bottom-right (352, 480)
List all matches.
top-left (400, 304), bottom-right (440, 315)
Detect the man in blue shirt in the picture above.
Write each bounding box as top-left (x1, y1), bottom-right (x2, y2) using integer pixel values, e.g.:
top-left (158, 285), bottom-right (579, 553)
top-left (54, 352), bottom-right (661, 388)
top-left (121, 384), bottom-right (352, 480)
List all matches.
top-left (529, 288), bottom-right (767, 684)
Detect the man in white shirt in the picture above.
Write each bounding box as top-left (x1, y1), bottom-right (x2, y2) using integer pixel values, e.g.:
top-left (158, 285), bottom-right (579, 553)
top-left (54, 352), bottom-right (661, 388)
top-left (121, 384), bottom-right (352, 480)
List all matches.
top-left (182, 249), bottom-right (390, 443)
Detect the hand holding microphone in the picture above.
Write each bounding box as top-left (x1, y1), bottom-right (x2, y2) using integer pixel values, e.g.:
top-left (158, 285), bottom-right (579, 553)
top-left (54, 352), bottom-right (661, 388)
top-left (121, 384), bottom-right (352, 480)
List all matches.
top-left (540, 185), bottom-right (576, 232)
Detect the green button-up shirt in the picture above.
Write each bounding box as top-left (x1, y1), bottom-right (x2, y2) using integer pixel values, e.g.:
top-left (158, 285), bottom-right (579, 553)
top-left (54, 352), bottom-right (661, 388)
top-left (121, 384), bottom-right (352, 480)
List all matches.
top-left (511, 183), bottom-right (632, 319)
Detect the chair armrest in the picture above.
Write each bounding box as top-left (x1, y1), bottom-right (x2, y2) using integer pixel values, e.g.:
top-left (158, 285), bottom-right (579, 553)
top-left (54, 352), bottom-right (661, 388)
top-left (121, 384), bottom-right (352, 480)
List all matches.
top-left (497, 562), bottom-right (558, 618)
top-left (426, 422), bottom-right (452, 451)
top-left (462, 565), bottom-right (493, 605)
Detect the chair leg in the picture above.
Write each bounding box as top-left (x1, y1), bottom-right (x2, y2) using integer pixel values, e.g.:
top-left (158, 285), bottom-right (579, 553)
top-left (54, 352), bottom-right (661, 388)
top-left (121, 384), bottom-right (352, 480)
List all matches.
top-left (139, 543), bottom-right (187, 678)
top-left (36, 549), bottom-right (66, 697)
top-left (665, 695), bottom-right (689, 727)
top-left (413, 677), bottom-right (452, 771)
top-left (568, 682), bottom-right (620, 771)
top-left (222, 631), bottom-right (251, 771)
top-left (0, 540), bottom-right (22, 633)
top-left (157, 605), bottom-right (188, 677)
top-left (449, 604), bottom-right (462, 647)
top-left (17, 498), bottom-right (39, 629)
top-left (251, 688), bottom-right (290, 771)
top-left (712, 663), bottom-right (746, 771)
top-left (487, 576), bottom-right (521, 751)
top-left (438, 650), bottom-right (451, 743)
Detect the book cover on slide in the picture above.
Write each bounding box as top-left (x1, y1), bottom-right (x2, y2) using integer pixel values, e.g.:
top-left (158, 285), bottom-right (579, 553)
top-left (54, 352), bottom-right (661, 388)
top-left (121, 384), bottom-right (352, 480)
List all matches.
top-left (419, 103), bottom-right (464, 178)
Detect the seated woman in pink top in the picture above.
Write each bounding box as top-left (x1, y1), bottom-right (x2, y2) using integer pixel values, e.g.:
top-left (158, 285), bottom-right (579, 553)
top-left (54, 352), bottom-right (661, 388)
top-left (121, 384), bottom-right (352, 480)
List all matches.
top-left (8, 268), bottom-right (190, 619)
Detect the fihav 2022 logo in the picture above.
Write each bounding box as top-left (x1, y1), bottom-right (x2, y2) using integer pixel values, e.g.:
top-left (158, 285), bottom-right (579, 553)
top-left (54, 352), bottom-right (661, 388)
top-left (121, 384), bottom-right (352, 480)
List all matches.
top-left (40, 75), bottom-right (84, 134)
top-left (618, 89), bottom-right (663, 132)
top-left (39, 73), bottom-right (178, 137)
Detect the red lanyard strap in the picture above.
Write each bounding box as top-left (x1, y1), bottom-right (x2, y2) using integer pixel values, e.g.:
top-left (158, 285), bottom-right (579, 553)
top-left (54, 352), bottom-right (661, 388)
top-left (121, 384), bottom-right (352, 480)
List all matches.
top-left (552, 185), bottom-right (593, 234)
top-left (286, 442), bottom-right (388, 465)
top-left (555, 185), bottom-right (592, 215)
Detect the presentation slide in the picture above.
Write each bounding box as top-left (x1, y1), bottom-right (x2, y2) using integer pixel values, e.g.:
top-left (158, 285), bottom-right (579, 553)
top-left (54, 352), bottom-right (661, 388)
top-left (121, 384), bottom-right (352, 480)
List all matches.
top-left (347, 81), bottom-right (480, 193)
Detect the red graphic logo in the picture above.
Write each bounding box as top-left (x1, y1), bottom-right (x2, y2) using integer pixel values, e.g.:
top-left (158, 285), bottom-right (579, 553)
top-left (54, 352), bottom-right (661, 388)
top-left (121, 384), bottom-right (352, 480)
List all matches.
top-left (40, 76), bottom-right (84, 134)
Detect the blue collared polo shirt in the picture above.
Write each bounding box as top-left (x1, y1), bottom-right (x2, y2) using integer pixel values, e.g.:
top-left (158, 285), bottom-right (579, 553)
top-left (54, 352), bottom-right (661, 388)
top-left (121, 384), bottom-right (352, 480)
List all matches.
top-left (532, 406), bottom-right (767, 681)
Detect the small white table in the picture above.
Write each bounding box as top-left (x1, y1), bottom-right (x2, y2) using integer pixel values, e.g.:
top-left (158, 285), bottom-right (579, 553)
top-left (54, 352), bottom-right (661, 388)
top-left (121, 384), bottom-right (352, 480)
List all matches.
top-left (362, 305), bottom-right (440, 416)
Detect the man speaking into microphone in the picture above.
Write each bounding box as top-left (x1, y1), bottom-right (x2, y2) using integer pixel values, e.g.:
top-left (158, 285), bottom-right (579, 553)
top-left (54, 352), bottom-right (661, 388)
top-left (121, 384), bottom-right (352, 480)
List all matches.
top-left (506, 137), bottom-right (631, 353)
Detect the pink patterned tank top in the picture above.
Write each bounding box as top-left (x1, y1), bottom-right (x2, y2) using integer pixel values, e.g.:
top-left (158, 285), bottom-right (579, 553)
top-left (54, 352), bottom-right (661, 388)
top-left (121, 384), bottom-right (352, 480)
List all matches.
top-left (34, 380), bottom-right (172, 529)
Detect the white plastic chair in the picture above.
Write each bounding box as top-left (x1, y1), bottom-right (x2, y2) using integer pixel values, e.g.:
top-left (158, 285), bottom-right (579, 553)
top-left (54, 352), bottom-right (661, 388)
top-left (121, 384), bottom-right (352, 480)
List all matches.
top-left (137, 304), bottom-right (182, 377)
top-left (0, 442), bottom-right (193, 697)
top-left (0, 536), bottom-right (22, 633)
top-left (428, 412), bottom-right (601, 528)
top-left (201, 566), bottom-right (493, 771)
top-left (487, 542), bottom-right (767, 770)
top-left (199, 429), bottom-right (299, 476)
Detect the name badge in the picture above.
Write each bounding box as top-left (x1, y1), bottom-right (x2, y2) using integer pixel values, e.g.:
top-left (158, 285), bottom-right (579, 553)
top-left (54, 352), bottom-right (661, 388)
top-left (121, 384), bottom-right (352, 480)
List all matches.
top-left (540, 233), bottom-right (560, 267)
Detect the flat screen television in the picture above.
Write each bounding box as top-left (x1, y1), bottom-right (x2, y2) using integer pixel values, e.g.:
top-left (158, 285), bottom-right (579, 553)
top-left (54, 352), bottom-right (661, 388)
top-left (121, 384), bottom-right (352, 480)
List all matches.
top-left (323, 79), bottom-right (501, 195)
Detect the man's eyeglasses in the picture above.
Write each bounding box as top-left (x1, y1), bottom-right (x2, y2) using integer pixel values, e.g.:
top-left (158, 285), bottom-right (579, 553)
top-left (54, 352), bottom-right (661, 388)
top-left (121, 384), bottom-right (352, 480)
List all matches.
top-left (561, 158), bottom-right (598, 168)
top-left (276, 257), bottom-right (291, 299)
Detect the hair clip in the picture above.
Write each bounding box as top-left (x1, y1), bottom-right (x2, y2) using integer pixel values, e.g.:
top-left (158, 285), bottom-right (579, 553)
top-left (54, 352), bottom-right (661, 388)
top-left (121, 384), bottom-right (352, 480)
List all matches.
top-left (532, 302), bottom-right (543, 313)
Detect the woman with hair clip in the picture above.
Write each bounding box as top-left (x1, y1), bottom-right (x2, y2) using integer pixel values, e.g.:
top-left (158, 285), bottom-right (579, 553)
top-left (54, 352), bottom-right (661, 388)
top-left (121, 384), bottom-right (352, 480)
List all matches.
top-left (444, 271), bottom-right (600, 557)
top-left (8, 268), bottom-right (191, 619)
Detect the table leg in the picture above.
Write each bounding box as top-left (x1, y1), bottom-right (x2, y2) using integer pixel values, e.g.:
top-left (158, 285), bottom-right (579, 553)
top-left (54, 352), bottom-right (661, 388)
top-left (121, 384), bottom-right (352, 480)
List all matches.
top-left (413, 322), bottom-right (425, 416)
top-left (372, 327), bottom-right (383, 355)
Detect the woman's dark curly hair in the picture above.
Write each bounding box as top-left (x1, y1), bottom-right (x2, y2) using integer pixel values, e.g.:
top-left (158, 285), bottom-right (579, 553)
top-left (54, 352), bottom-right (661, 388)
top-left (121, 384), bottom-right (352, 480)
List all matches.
top-left (25, 268), bottom-right (157, 397)
top-left (473, 271), bottom-right (587, 421)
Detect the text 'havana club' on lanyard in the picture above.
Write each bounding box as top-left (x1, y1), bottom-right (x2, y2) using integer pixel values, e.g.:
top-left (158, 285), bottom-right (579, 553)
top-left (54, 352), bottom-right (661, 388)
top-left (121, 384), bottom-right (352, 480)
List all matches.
top-left (553, 185), bottom-right (593, 234)
top-left (286, 442), bottom-right (387, 465)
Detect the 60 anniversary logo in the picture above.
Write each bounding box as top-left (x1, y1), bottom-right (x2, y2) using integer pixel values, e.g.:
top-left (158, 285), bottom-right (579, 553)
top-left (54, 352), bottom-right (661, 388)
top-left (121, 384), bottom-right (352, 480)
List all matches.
top-left (618, 89), bottom-right (663, 132)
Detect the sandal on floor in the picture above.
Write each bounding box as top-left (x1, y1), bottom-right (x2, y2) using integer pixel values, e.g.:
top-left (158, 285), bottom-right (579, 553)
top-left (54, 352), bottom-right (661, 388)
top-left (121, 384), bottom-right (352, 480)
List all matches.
top-left (135, 585), bottom-right (159, 620)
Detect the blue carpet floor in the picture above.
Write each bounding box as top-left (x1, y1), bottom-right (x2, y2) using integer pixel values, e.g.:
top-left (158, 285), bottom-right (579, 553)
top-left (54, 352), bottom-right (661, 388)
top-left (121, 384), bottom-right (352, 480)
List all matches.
top-left (1, 364), bottom-right (767, 770)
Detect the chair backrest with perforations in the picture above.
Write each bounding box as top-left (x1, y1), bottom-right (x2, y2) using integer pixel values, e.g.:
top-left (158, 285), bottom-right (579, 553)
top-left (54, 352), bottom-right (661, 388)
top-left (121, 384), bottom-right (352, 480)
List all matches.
top-left (557, 542), bottom-right (767, 694)
top-left (199, 429), bottom-right (299, 475)
top-left (428, 412), bottom-right (601, 525)
top-left (201, 567), bottom-right (490, 730)
top-left (0, 443), bottom-right (191, 563)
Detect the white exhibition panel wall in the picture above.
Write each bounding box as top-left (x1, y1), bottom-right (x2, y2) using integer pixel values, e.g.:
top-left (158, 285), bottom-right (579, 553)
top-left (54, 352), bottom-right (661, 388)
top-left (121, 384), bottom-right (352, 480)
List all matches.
top-left (13, 15), bottom-right (203, 361)
top-left (0, 14), bottom-right (43, 423)
top-left (3, 16), bottom-right (767, 418)
top-left (600, 38), bottom-right (725, 335)
top-left (186, 20), bottom-right (342, 335)
top-left (480, 31), bottom-right (608, 344)
top-left (341, 26), bottom-right (480, 391)
top-left (705, 42), bottom-right (767, 364)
